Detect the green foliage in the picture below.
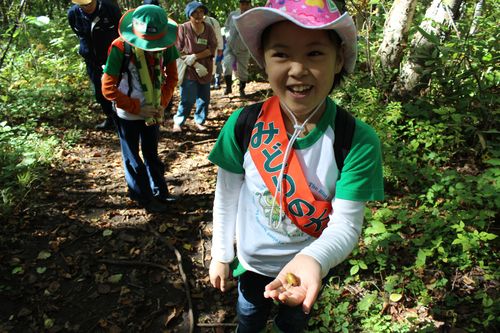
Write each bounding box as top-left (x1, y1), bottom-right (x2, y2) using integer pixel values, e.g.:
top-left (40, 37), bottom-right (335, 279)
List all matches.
top-left (0, 15), bottom-right (87, 217)
top-left (312, 2), bottom-right (499, 331)
top-left (0, 121), bottom-right (60, 217)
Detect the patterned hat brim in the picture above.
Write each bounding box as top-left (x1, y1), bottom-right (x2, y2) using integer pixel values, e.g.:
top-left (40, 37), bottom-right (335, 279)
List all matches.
top-left (235, 7), bottom-right (357, 73)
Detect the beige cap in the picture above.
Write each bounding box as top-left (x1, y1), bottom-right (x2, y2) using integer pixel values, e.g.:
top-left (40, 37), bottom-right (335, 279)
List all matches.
top-left (72, 0), bottom-right (93, 5)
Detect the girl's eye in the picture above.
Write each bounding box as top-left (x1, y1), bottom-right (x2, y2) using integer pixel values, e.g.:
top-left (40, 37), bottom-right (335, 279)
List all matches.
top-left (309, 50), bottom-right (323, 56)
top-left (271, 51), bottom-right (287, 58)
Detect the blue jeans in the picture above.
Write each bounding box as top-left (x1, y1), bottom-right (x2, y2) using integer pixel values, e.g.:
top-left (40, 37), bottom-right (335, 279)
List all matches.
top-left (114, 116), bottom-right (168, 204)
top-left (236, 271), bottom-right (310, 333)
top-left (174, 79), bottom-right (210, 126)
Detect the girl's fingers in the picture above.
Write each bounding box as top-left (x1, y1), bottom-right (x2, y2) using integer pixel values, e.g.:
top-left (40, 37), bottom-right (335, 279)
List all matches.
top-left (302, 283), bottom-right (320, 314)
top-left (264, 277), bottom-right (284, 291)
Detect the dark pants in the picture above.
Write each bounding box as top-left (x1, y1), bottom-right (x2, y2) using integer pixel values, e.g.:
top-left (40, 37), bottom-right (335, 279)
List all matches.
top-left (114, 116), bottom-right (168, 204)
top-left (86, 61), bottom-right (114, 118)
top-left (236, 271), bottom-right (310, 333)
top-left (236, 269), bottom-right (335, 333)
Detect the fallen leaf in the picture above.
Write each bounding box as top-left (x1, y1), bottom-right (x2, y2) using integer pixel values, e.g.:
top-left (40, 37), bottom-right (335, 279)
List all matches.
top-left (390, 293), bottom-right (403, 302)
top-left (108, 274), bottom-right (123, 284)
top-left (37, 250), bottom-right (51, 260)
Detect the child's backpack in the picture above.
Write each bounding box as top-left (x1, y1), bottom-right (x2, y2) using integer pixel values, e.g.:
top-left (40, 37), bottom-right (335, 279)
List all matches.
top-left (234, 102), bottom-right (356, 172)
top-left (118, 41), bottom-right (133, 97)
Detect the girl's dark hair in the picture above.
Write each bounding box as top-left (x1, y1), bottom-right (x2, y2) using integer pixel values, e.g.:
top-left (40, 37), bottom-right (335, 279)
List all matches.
top-left (260, 24), bottom-right (347, 91)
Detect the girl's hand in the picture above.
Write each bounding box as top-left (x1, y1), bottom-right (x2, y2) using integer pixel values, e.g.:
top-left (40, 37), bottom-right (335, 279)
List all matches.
top-left (263, 254), bottom-right (322, 314)
top-left (209, 260), bottom-right (230, 292)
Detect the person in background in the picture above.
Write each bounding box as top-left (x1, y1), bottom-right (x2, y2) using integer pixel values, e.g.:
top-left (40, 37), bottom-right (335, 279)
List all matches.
top-left (68, 0), bottom-right (121, 130)
top-left (172, 1), bottom-right (217, 132)
top-left (222, 0), bottom-right (252, 97)
top-left (208, 0), bottom-right (384, 331)
top-left (204, 13), bottom-right (224, 89)
top-left (101, 5), bottom-right (179, 213)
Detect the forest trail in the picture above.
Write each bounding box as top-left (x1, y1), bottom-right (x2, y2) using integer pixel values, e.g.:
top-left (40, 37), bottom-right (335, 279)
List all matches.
top-left (0, 82), bottom-right (271, 333)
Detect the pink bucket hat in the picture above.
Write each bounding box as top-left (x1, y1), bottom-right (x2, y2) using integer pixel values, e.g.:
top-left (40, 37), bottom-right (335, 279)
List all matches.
top-left (234, 0), bottom-right (357, 73)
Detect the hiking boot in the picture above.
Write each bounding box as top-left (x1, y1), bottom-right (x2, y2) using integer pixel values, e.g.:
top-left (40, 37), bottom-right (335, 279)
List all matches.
top-left (143, 198), bottom-right (169, 213)
top-left (95, 118), bottom-right (115, 130)
top-left (155, 194), bottom-right (178, 203)
top-left (172, 123), bottom-right (182, 132)
top-left (195, 123), bottom-right (206, 131)
top-left (213, 76), bottom-right (221, 89)
top-left (239, 81), bottom-right (247, 98)
top-left (224, 75), bottom-right (233, 95)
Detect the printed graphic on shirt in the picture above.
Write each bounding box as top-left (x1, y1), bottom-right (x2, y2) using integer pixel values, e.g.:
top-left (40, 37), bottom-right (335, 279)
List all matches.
top-left (255, 189), bottom-right (305, 238)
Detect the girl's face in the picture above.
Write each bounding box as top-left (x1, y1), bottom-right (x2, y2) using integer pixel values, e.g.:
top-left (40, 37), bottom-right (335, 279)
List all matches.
top-left (263, 21), bottom-right (343, 120)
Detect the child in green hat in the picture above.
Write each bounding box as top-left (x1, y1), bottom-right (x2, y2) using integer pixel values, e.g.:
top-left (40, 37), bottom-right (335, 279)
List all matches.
top-left (102, 5), bottom-right (179, 213)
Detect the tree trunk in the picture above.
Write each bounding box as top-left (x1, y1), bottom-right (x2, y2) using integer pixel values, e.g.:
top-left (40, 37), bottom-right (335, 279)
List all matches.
top-left (395, 0), bottom-right (463, 96)
top-left (469, 0), bottom-right (485, 35)
top-left (378, 0), bottom-right (417, 69)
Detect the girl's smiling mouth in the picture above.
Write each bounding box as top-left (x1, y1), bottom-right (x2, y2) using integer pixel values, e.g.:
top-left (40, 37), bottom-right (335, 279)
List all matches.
top-left (287, 84), bottom-right (313, 95)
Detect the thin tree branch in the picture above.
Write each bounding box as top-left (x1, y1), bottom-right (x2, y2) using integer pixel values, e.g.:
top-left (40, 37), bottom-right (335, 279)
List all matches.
top-left (0, 0), bottom-right (27, 71)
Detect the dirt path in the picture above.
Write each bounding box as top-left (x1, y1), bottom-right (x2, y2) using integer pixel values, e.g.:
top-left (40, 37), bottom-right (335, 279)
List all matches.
top-left (0, 83), bottom-right (270, 332)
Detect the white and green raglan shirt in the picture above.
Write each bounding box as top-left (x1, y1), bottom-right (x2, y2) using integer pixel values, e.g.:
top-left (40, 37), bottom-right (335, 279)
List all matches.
top-left (209, 97), bottom-right (384, 278)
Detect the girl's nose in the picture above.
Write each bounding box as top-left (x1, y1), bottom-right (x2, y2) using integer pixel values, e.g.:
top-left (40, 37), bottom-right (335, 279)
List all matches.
top-left (288, 61), bottom-right (308, 78)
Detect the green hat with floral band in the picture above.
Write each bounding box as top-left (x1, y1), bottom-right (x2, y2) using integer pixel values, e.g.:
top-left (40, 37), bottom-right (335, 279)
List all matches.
top-left (234, 0), bottom-right (357, 73)
top-left (119, 5), bottom-right (178, 51)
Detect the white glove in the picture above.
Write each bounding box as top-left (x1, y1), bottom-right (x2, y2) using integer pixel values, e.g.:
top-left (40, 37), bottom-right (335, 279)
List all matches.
top-left (140, 104), bottom-right (160, 118)
top-left (193, 62), bottom-right (209, 77)
top-left (184, 54), bottom-right (197, 66)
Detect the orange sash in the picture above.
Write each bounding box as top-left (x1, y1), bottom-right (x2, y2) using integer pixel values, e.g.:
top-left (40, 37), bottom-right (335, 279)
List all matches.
top-left (248, 96), bottom-right (331, 238)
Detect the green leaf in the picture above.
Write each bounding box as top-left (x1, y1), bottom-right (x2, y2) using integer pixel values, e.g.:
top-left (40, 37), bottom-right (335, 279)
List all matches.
top-left (415, 26), bottom-right (440, 45)
top-left (366, 221), bottom-right (387, 235)
top-left (37, 250), bottom-right (51, 260)
top-left (479, 232), bottom-right (497, 241)
top-left (350, 265), bottom-right (360, 275)
top-left (390, 293), bottom-right (403, 302)
top-left (482, 296), bottom-right (493, 307)
top-left (102, 229), bottom-right (113, 237)
top-left (416, 249), bottom-right (428, 268)
top-left (485, 159), bottom-right (500, 166)
top-left (357, 292), bottom-right (377, 312)
top-left (108, 274), bottom-right (123, 284)
top-left (44, 318), bottom-right (54, 329)
top-left (36, 267), bottom-right (47, 274)
top-left (12, 266), bottom-right (24, 275)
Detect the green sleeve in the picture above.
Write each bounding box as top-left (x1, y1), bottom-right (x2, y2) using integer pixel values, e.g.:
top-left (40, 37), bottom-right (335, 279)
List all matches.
top-left (164, 45), bottom-right (180, 63)
top-left (208, 108), bottom-right (245, 174)
top-left (103, 42), bottom-right (124, 76)
top-left (335, 119), bottom-right (384, 201)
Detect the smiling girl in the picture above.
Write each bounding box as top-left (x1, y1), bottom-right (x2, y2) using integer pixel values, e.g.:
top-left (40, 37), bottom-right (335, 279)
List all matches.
top-left (208, 1), bottom-right (384, 332)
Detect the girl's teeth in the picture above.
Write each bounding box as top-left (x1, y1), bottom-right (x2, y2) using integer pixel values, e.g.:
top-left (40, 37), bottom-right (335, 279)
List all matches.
top-left (290, 86), bottom-right (310, 92)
